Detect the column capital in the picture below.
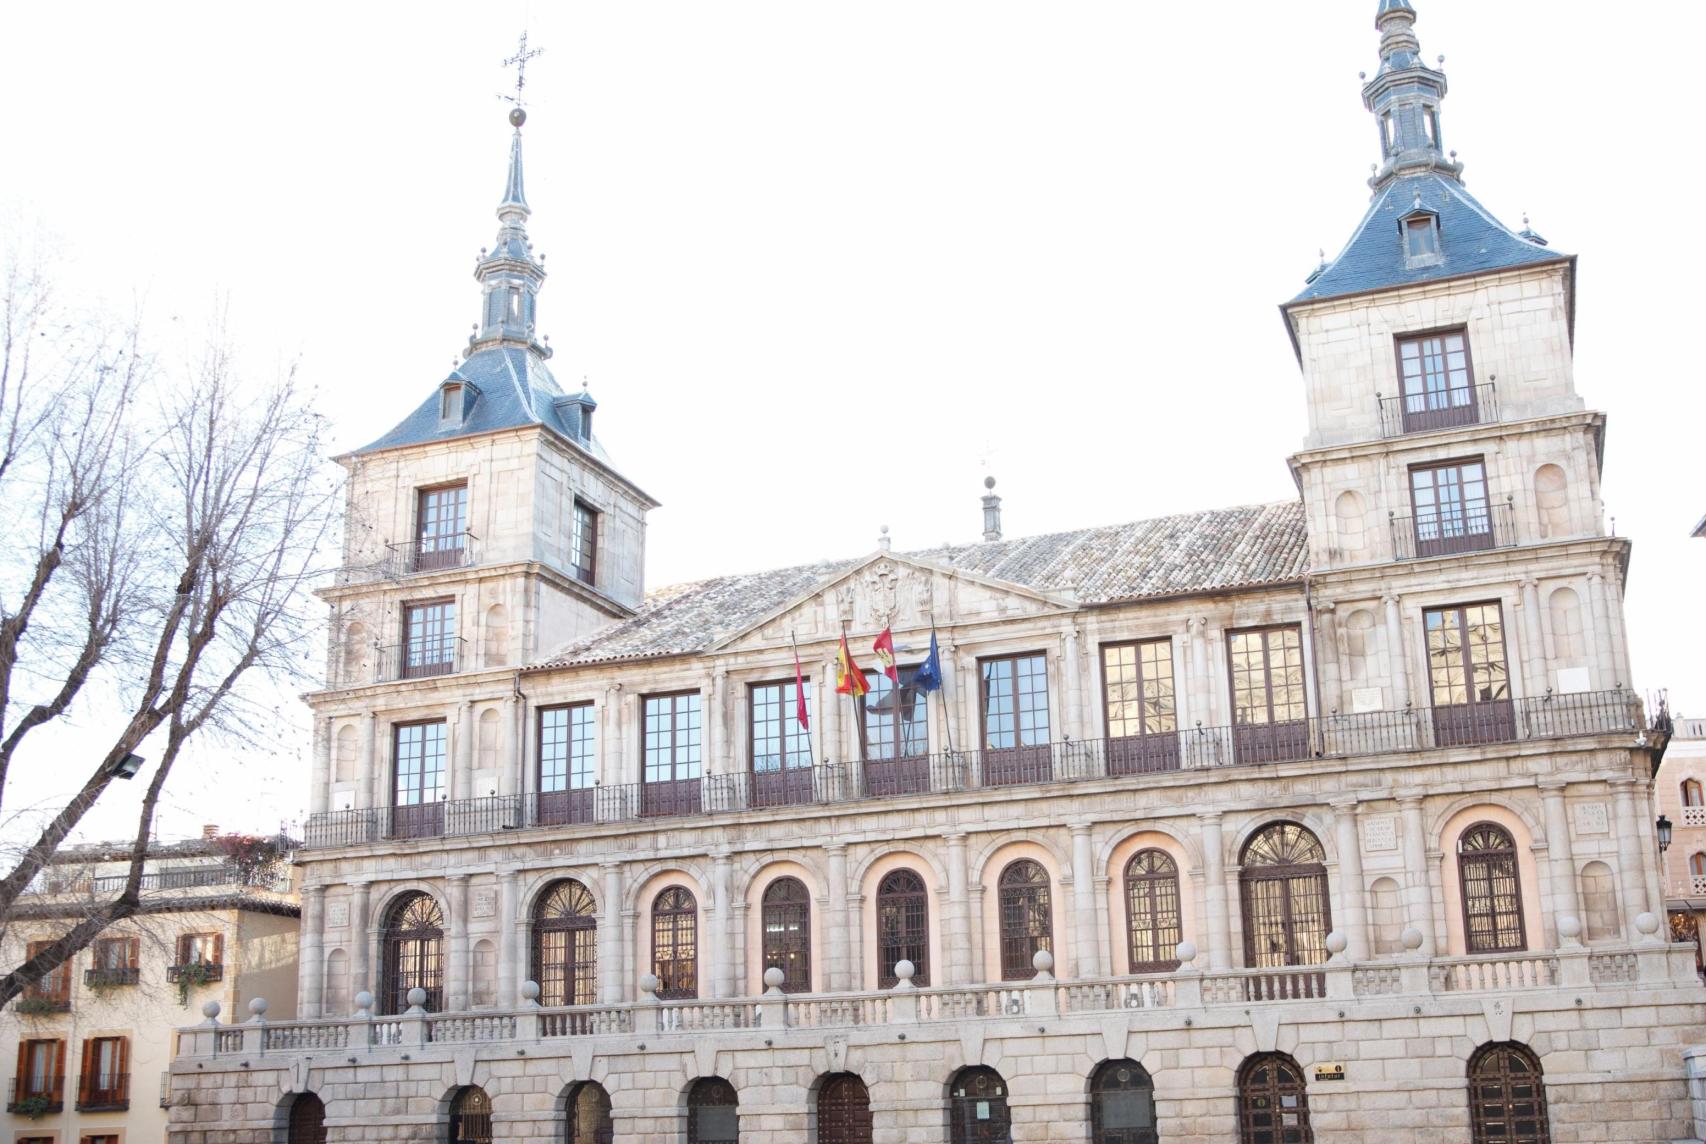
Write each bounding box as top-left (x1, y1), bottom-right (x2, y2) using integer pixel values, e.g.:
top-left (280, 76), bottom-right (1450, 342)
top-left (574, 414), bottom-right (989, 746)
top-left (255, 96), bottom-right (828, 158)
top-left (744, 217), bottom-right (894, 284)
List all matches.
top-left (1382, 593), bottom-right (1402, 607)
top-left (1521, 576), bottom-right (1540, 590)
top-left (1328, 795), bottom-right (1361, 814)
top-left (1315, 599), bottom-right (1337, 615)
top-left (445, 872), bottom-right (471, 884)
top-left (939, 833), bottom-right (966, 847)
top-left (1396, 790), bottom-right (1427, 809)
top-left (598, 860), bottom-right (625, 873)
top-left (824, 842), bottom-right (850, 856)
top-left (1196, 810), bottom-right (1225, 825)
top-left (1588, 570), bottom-right (1606, 584)
top-left (1607, 775), bottom-right (1639, 792)
top-left (1536, 778), bottom-right (1570, 795)
top-left (302, 882), bottom-right (329, 898)
top-left (1069, 821), bottom-right (1094, 836)
top-left (347, 879), bottom-right (371, 891)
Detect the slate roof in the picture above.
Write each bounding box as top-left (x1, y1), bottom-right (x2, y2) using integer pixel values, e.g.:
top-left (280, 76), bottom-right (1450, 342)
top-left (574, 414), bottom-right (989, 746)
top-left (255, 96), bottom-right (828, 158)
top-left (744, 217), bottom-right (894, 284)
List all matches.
top-left (531, 501), bottom-right (1308, 670)
top-left (1289, 173), bottom-right (1567, 306)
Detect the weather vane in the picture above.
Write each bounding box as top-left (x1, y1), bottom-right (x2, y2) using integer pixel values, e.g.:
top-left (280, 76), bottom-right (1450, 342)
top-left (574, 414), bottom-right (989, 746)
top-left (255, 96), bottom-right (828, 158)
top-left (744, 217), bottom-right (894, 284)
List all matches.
top-left (500, 31), bottom-right (545, 110)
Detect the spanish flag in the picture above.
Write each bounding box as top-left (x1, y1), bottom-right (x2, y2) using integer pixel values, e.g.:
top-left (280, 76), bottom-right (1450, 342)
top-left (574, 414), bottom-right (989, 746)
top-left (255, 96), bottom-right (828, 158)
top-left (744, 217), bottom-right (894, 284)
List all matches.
top-left (835, 632), bottom-right (869, 698)
top-left (872, 626), bottom-right (899, 682)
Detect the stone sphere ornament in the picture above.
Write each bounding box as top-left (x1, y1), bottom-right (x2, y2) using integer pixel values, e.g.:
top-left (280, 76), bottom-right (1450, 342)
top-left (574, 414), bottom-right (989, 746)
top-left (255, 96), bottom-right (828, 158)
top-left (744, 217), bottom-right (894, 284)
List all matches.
top-left (1174, 940), bottom-right (1198, 966)
top-left (1400, 927), bottom-right (1425, 951)
top-left (1557, 915), bottom-right (1583, 939)
top-left (248, 997), bottom-right (269, 1018)
top-left (353, 991), bottom-right (374, 1014)
top-left (1031, 949), bottom-right (1055, 975)
top-left (638, 973), bottom-right (660, 996)
top-left (509, 107), bottom-right (527, 128)
top-left (520, 980), bottom-right (541, 1003)
top-left (763, 967), bottom-right (786, 990)
top-left (406, 987), bottom-right (428, 1009)
top-left (1635, 912), bottom-right (1661, 936)
top-left (1325, 931), bottom-right (1348, 956)
top-left (201, 1000), bottom-right (222, 1021)
top-left (893, 960), bottom-right (916, 985)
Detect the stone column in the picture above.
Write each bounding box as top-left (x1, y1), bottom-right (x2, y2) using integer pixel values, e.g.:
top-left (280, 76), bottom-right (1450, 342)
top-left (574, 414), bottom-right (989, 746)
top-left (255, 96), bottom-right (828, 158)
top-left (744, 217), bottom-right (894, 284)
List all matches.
top-left (1587, 572), bottom-right (1617, 689)
top-left (497, 867), bottom-right (520, 1009)
top-left (348, 881), bottom-right (372, 998)
top-left (1383, 595), bottom-right (1410, 708)
top-left (1538, 781), bottom-right (1580, 945)
top-left (300, 884), bottom-right (326, 1018)
top-left (1330, 798), bottom-right (1368, 960)
top-left (825, 845), bottom-right (850, 991)
top-left (1610, 778), bottom-right (1651, 936)
top-left (728, 901), bottom-right (750, 996)
top-left (1063, 626), bottom-right (1084, 743)
top-left (501, 693), bottom-right (522, 799)
top-left (939, 635), bottom-right (962, 755)
top-left (967, 884), bottom-right (987, 983)
top-left (445, 874), bottom-right (471, 1010)
top-left (1398, 794), bottom-right (1435, 955)
top-left (1519, 579), bottom-right (1547, 698)
top-left (361, 712), bottom-right (380, 810)
top-left (1186, 617), bottom-right (1209, 728)
top-left (454, 701), bottom-right (474, 803)
top-left (310, 718), bottom-right (332, 816)
top-left (1199, 813), bottom-right (1231, 970)
top-left (600, 684), bottom-right (623, 788)
top-left (599, 862), bottom-right (625, 1004)
top-left (943, 833), bottom-right (971, 985)
top-left (706, 669), bottom-right (727, 778)
top-left (708, 850), bottom-right (733, 998)
top-left (1070, 822), bottom-right (1100, 977)
top-left (825, 659), bottom-right (844, 763)
top-left (1315, 602), bottom-right (1342, 717)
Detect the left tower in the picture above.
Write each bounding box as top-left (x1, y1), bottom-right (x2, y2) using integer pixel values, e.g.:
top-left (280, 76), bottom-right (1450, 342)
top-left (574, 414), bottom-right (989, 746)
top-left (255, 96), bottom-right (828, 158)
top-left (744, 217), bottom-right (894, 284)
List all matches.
top-left (304, 105), bottom-right (658, 836)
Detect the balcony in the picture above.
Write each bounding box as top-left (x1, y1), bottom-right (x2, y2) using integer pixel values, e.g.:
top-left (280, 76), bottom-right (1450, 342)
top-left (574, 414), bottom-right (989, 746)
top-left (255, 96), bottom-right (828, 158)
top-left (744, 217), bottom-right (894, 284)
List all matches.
top-left (1378, 382), bottom-right (1498, 437)
top-left (302, 690), bottom-right (1643, 850)
top-left (166, 962), bottom-right (225, 985)
top-left (75, 1072), bottom-right (129, 1112)
top-left (1390, 500), bottom-right (1516, 560)
top-left (7, 1076), bottom-right (64, 1114)
top-left (84, 966), bottom-right (140, 987)
top-left (336, 532), bottom-right (481, 585)
top-left (379, 637), bottom-right (466, 682)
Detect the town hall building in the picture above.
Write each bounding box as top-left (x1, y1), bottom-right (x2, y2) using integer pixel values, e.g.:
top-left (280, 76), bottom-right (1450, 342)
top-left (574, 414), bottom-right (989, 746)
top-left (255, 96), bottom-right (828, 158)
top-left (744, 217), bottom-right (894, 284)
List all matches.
top-left (164, 3), bottom-right (1706, 1142)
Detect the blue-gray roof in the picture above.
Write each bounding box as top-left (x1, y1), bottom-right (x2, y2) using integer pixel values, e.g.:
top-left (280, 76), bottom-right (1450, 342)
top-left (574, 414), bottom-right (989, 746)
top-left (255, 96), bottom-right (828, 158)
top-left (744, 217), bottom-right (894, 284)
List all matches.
top-left (1290, 173), bottom-right (1567, 305)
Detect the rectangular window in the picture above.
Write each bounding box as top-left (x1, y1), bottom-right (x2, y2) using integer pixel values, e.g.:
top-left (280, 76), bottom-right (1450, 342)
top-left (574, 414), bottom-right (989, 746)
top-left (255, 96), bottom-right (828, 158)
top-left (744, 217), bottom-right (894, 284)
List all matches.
top-left (176, 932), bottom-right (223, 966)
top-left (749, 679), bottom-right (814, 808)
top-left (14, 1038), bottom-right (64, 1105)
top-left (536, 703), bottom-right (596, 826)
top-left (1408, 458), bottom-right (1494, 557)
top-left (570, 498), bottom-right (598, 586)
top-left (1425, 603), bottom-right (1516, 746)
top-left (979, 653), bottom-right (1051, 786)
top-left (402, 599), bottom-right (458, 678)
top-left (82, 1137), bottom-right (120, 1144)
top-left (390, 721), bottom-right (447, 838)
top-left (1396, 329), bottom-right (1478, 432)
top-left (1101, 638), bottom-right (1180, 774)
top-left (642, 692), bottom-right (702, 816)
top-left (438, 384), bottom-right (462, 422)
top-left (414, 484), bottom-right (468, 571)
top-left (1227, 625), bottom-right (1310, 764)
top-left (76, 1036), bottom-right (127, 1111)
top-left (24, 939), bottom-right (71, 1009)
top-left (860, 666), bottom-right (930, 797)
top-left (87, 937), bottom-right (140, 986)
top-left (1403, 215), bottom-right (1440, 260)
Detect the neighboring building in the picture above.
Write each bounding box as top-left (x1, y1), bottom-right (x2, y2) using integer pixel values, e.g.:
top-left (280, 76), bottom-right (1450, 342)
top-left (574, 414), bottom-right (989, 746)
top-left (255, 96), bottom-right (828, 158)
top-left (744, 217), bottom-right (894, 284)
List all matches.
top-left (171, 4), bottom-right (1705, 1144)
top-left (1659, 719), bottom-right (1706, 962)
top-left (5, 830), bottom-right (298, 1144)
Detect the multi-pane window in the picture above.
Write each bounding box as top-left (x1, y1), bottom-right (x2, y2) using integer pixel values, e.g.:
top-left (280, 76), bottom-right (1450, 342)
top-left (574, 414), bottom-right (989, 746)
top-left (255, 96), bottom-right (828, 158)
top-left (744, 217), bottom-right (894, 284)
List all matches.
top-left (1228, 626), bottom-right (1310, 764)
top-left (14, 1038), bottom-right (64, 1105)
top-left (532, 879), bottom-right (597, 1007)
top-left (537, 703), bottom-right (596, 826)
top-left (1692, 853), bottom-right (1706, 880)
top-left (1458, 823), bottom-right (1526, 954)
top-left (642, 692), bottom-right (702, 817)
top-left (391, 721), bottom-right (447, 839)
top-left (980, 653), bottom-right (1051, 785)
top-left (760, 877), bottom-right (811, 993)
top-left (1396, 329), bottom-right (1477, 431)
top-left (415, 484), bottom-right (468, 571)
top-left (1125, 850), bottom-right (1183, 974)
top-left (76, 1037), bottom-right (127, 1111)
top-left (749, 679), bottom-right (813, 807)
top-left (997, 859), bottom-right (1053, 980)
top-left (176, 932), bottom-right (223, 967)
top-left (570, 499), bottom-right (598, 586)
top-left (876, 869), bottom-right (929, 987)
top-left (1403, 215), bottom-right (1440, 260)
top-left (863, 667), bottom-right (927, 760)
top-left (380, 892), bottom-right (444, 1014)
top-left (402, 600), bottom-right (457, 678)
top-left (1409, 459), bottom-right (1494, 556)
top-left (23, 940), bottom-right (71, 1009)
top-left (651, 887), bottom-right (698, 1000)
top-left (1682, 779), bottom-right (1703, 808)
top-left (88, 937), bottom-right (139, 986)
top-left (1425, 603), bottom-right (1515, 746)
top-left (1103, 639), bottom-right (1179, 773)
top-left (1239, 823), bottom-right (1332, 969)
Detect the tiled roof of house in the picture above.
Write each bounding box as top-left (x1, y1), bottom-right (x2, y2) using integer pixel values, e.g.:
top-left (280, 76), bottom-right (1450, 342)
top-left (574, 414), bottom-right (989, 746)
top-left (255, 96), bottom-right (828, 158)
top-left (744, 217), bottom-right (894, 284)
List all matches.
top-left (531, 500), bottom-right (1308, 670)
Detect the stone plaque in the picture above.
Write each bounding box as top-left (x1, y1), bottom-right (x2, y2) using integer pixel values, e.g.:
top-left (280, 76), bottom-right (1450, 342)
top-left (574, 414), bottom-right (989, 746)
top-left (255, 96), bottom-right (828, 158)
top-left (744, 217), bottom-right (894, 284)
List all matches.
top-left (1362, 816), bottom-right (1398, 852)
top-left (1349, 687), bottom-right (1384, 714)
top-left (472, 888), bottom-right (498, 919)
top-left (1573, 803), bottom-right (1610, 835)
top-left (326, 902), bottom-right (349, 929)
top-left (1314, 1062), bottom-right (1346, 1082)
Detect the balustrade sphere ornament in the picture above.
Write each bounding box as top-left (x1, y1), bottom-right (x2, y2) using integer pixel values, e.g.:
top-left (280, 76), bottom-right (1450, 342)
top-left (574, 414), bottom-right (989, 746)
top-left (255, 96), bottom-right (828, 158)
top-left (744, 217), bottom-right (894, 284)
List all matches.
top-left (1174, 940), bottom-right (1198, 966)
top-left (353, 991), bottom-right (374, 1014)
top-left (763, 967), bottom-right (786, 990)
top-left (406, 987), bottom-right (428, 1008)
top-left (893, 959), bottom-right (916, 984)
top-left (1031, 949), bottom-right (1055, 975)
top-left (1400, 927), bottom-right (1425, 951)
top-left (248, 997), bottom-right (269, 1017)
top-left (639, 973), bottom-right (660, 996)
top-left (1557, 915), bottom-right (1583, 939)
top-left (201, 1000), bottom-right (222, 1021)
top-left (1636, 912), bottom-right (1661, 936)
top-left (520, 980), bottom-right (541, 1002)
top-left (1325, 931), bottom-right (1348, 955)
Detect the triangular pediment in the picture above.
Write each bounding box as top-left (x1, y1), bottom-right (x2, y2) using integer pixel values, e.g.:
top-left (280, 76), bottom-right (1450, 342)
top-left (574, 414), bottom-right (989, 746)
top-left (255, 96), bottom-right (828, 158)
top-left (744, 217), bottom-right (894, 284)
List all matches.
top-left (713, 552), bottom-right (1074, 654)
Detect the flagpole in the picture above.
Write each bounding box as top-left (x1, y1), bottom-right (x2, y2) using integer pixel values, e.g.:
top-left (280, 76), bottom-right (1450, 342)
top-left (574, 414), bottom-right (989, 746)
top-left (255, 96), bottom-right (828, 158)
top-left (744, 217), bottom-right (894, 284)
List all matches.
top-left (790, 628), bottom-right (815, 767)
top-left (934, 612), bottom-right (955, 756)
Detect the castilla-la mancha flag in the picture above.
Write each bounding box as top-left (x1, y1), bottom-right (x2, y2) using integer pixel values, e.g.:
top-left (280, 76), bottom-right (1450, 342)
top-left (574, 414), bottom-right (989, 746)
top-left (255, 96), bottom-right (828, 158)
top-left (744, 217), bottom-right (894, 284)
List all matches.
top-left (872, 627), bottom-right (899, 682)
top-left (835, 633), bottom-right (869, 698)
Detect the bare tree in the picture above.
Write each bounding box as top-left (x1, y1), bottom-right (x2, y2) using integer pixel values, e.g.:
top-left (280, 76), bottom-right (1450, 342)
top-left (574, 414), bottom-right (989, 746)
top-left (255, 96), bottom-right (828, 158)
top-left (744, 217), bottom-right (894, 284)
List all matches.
top-left (0, 245), bottom-right (337, 1007)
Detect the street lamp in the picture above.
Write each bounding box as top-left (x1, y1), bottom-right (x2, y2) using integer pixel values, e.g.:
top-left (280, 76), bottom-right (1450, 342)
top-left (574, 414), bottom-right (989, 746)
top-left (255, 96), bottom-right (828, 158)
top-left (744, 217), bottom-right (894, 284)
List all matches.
top-left (1657, 814), bottom-right (1674, 853)
top-left (109, 753), bottom-right (146, 780)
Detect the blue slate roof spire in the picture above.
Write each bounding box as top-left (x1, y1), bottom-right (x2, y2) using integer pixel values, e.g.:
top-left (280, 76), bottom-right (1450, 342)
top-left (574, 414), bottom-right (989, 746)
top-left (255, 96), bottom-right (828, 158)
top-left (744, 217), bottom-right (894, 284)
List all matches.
top-left (469, 106), bottom-right (550, 359)
top-left (1362, 0), bottom-right (1462, 192)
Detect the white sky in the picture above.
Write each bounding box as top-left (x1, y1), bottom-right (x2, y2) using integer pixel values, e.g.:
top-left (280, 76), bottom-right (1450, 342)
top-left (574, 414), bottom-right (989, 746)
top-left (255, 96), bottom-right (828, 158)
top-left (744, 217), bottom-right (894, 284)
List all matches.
top-left (1, 0), bottom-right (1701, 843)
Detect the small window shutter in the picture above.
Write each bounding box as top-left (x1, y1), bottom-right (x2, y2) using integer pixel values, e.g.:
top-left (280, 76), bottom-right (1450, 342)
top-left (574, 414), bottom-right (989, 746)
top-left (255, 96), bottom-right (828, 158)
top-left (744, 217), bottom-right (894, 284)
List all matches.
top-left (52, 1040), bottom-right (65, 1086)
top-left (212, 933), bottom-right (224, 966)
top-left (175, 933), bottom-right (188, 965)
top-left (125, 937), bottom-right (140, 969)
top-left (78, 1039), bottom-right (93, 1103)
top-left (13, 1042), bottom-right (25, 1088)
top-left (117, 1036), bottom-right (129, 1080)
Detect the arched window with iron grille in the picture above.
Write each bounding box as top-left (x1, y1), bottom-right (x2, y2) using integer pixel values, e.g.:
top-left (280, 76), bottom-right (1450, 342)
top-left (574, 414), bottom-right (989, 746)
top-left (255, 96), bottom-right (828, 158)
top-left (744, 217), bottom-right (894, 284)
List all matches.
top-left (687, 1077), bottom-right (739, 1144)
top-left (1124, 849), bottom-right (1182, 974)
top-left (760, 877), bottom-right (811, 993)
top-left (815, 1073), bottom-right (872, 1144)
top-left (1684, 780), bottom-right (1704, 808)
top-left (876, 869), bottom-right (929, 987)
top-left (1090, 1059), bottom-right (1157, 1144)
top-left (948, 1066), bottom-right (1011, 1144)
top-left (380, 892), bottom-right (444, 1015)
top-left (532, 879), bottom-right (598, 1007)
top-left (1468, 1042), bottom-right (1551, 1144)
top-left (565, 1080), bottom-right (613, 1144)
top-left (997, 859), bottom-right (1053, 979)
top-left (652, 886), bottom-right (699, 1000)
top-left (1457, 822), bottom-right (1525, 953)
top-left (286, 1092), bottom-right (326, 1144)
top-left (449, 1085), bottom-right (493, 1144)
top-left (1236, 1052), bottom-right (1312, 1144)
top-left (1239, 824), bottom-right (1331, 968)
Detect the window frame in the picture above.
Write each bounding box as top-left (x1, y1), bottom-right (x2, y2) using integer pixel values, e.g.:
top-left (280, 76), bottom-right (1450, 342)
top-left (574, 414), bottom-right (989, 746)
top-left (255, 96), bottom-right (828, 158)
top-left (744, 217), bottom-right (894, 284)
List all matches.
top-left (1467, 1042), bottom-right (1552, 1144)
top-left (1090, 1059), bottom-right (1159, 1144)
top-left (1408, 457), bottom-right (1494, 556)
top-left (875, 868), bottom-right (929, 988)
top-left (1457, 822), bottom-right (1527, 954)
top-left (76, 1035), bottom-right (128, 1112)
top-left (1239, 823), bottom-right (1333, 969)
top-left (570, 497), bottom-right (598, 586)
top-left (996, 858), bottom-right (1054, 981)
top-left (1236, 1052), bottom-right (1314, 1144)
top-left (15, 1037), bottom-right (65, 1105)
top-left (414, 483), bottom-right (469, 570)
top-left (531, 879), bottom-right (598, 1008)
top-left (1124, 849), bottom-right (1184, 975)
top-left (1683, 780), bottom-right (1704, 809)
top-left (390, 719), bottom-right (448, 838)
top-left (400, 597), bottom-right (458, 678)
top-left (651, 886), bottom-right (699, 1001)
top-left (978, 651), bottom-right (1052, 785)
top-left (759, 876), bottom-right (812, 994)
top-left (379, 892), bottom-right (445, 1015)
top-left (1101, 637), bottom-right (1180, 774)
top-left (23, 939), bottom-right (71, 1008)
top-left (641, 690), bottom-right (703, 817)
top-left (536, 702), bottom-right (596, 826)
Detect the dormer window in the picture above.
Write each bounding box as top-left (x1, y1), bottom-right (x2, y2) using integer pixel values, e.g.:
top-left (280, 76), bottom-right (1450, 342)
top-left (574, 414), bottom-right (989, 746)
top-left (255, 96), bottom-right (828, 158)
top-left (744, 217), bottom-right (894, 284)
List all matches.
top-left (440, 384), bottom-right (462, 422)
top-left (1401, 212), bottom-right (1442, 267)
top-left (1423, 106), bottom-right (1441, 148)
top-left (1380, 112), bottom-right (1396, 157)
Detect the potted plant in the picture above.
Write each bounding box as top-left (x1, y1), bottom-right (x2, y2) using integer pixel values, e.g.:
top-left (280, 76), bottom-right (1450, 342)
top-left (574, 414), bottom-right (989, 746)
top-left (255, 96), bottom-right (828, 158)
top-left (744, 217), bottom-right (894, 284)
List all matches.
top-left (16, 1094), bottom-right (52, 1119)
top-left (174, 960), bottom-right (220, 1007)
top-left (14, 995), bottom-right (60, 1017)
top-left (211, 833), bottom-right (285, 886)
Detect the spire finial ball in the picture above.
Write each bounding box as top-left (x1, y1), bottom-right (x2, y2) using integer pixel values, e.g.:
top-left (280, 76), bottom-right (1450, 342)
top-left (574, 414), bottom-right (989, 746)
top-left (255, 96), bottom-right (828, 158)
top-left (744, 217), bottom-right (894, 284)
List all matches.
top-left (984, 476), bottom-right (996, 491)
top-left (509, 107), bottom-right (527, 128)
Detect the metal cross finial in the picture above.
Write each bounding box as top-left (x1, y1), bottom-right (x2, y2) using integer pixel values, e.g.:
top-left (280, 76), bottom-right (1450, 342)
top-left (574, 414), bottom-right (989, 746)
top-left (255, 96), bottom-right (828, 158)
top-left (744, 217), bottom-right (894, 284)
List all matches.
top-left (501, 31), bottom-right (545, 107)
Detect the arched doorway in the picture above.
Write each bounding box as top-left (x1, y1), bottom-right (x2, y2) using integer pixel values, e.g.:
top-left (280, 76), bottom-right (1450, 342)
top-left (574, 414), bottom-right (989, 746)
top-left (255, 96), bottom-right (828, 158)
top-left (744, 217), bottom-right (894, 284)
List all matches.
top-left (1123, 849), bottom-right (1182, 974)
top-left (948, 1066), bottom-right (1011, 1144)
top-left (816, 1073), bottom-right (872, 1144)
top-left (1457, 822), bottom-right (1525, 953)
top-left (1090, 1059), bottom-right (1156, 1144)
top-left (380, 892), bottom-right (444, 1014)
top-left (533, 879), bottom-right (598, 1007)
top-left (1468, 1042), bottom-right (1550, 1144)
top-left (997, 859), bottom-right (1053, 979)
top-left (760, 876), bottom-right (811, 993)
top-left (652, 886), bottom-right (699, 1000)
top-left (687, 1077), bottom-right (738, 1144)
top-left (286, 1092), bottom-right (326, 1144)
top-left (1236, 1053), bottom-right (1312, 1144)
top-left (1239, 823), bottom-right (1331, 967)
top-left (876, 868), bottom-right (929, 986)
top-left (449, 1085), bottom-right (493, 1144)
top-left (565, 1080), bottom-right (613, 1144)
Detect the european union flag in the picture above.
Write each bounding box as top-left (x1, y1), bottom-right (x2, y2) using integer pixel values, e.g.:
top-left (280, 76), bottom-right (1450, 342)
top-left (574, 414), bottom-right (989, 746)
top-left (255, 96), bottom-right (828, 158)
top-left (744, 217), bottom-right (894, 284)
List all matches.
top-left (914, 629), bottom-right (943, 693)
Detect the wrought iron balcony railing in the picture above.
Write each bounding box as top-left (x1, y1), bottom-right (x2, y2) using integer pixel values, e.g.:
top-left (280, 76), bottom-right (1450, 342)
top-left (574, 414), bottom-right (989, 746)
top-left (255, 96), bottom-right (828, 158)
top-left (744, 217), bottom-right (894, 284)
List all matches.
top-left (1377, 381), bottom-right (1498, 437)
top-left (166, 962), bottom-right (225, 985)
top-left (1390, 500), bottom-right (1516, 560)
top-left (378, 637), bottom-right (467, 682)
top-left (8, 1075), bottom-right (64, 1113)
top-left (84, 966), bottom-right (140, 987)
top-left (335, 532), bottom-right (481, 585)
top-left (76, 1072), bottom-right (129, 1112)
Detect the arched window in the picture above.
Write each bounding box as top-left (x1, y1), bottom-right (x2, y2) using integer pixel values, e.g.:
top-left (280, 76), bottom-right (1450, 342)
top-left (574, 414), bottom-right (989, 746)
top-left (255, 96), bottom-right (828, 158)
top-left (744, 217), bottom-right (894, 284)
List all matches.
top-left (449, 1086), bottom-right (493, 1144)
top-left (533, 880), bottom-right (597, 1007)
top-left (997, 859), bottom-right (1053, 979)
top-left (1239, 824), bottom-right (1331, 968)
top-left (948, 1066), bottom-right (1010, 1144)
top-left (287, 1092), bottom-right (327, 1144)
top-left (815, 1073), bottom-right (872, 1144)
top-left (1692, 853), bottom-right (1706, 880)
top-left (1468, 1043), bottom-right (1551, 1144)
top-left (565, 1081), bottom-right (613, 1144)
top-left (760, 877), bottom-right (811, 993)
top-left (380, 893), bottom-right (443, 1015)
top-left (1124, 850), bottom-right (1182, 974)
top-left (1458, 822), bottom-right (1525, 953)
top-left (876, 869), bottom-right (929, 987)
top-left (652, 887), bottom-right (698, 1000)
top-left (1090, 1059), bottom-right (1156, 1144)
top-left (687, 1077), bottom-right (738, 1144)
top-left (1236, 1053), bottom-right (1312, 1144)
top-left (1684, 780), bottom-right (1704, 809)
